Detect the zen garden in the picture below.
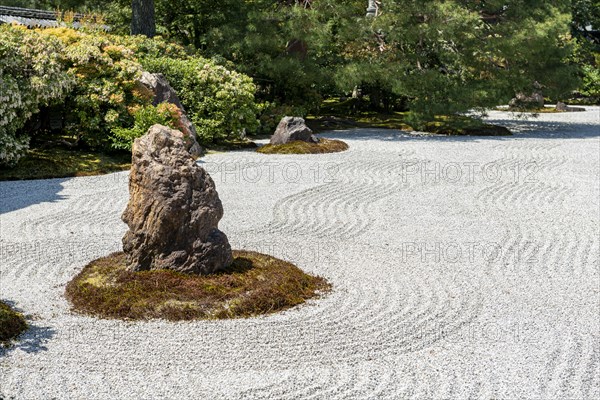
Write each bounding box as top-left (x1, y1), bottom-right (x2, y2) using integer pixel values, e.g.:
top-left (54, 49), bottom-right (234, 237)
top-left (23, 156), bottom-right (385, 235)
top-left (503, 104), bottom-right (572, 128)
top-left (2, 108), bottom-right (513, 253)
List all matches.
top-left (0, 0), bottom-right (599, 398)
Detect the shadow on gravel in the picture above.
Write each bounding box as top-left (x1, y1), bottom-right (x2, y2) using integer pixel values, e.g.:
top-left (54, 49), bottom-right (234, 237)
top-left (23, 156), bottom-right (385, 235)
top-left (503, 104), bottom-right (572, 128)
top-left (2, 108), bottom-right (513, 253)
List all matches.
top-left (321, 109), bottom-right (600, 142)
top-left (0, 178), bottom-right (67, 215)
top-left (2, 324), bottom-right (57, 355)
top-left (481, 119), bottom-right (600, 139)
top-left (0, 300), bottom-right (56, 356)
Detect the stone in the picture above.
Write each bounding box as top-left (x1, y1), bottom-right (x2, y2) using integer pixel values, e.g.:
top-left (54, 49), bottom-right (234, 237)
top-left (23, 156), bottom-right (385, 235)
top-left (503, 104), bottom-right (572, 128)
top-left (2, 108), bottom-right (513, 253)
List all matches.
top-left (270, 117), bottom-right (319, 145)
top-left (555, 101), bottom-right (568, 111)
top-left (140, 71), bottom-right (185, 110)
top-left (122, 124), bottom-right (233, 275)
top-left (138, 71), bottom-right (203, 157)
top-left (555, 102), bottom-right (585, 112)
top-left (509, 92), bottom-right (545, 110)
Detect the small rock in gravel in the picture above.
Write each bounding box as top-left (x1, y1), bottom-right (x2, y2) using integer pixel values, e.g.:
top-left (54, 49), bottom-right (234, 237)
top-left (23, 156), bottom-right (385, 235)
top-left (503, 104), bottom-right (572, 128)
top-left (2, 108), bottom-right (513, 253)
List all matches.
top-left (270, 116), bottom-right (319, 145)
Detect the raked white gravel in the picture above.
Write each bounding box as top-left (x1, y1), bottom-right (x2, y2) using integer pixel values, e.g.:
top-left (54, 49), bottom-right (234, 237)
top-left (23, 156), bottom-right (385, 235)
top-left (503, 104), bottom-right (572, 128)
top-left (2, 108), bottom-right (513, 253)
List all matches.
top-left (1, 107), bottom-right (599, 399)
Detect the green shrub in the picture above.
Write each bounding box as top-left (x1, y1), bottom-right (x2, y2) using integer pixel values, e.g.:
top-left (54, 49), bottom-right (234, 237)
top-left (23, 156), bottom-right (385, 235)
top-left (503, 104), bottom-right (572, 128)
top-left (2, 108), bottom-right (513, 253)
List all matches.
top-left (39, 28), bottom-right (151, 149)
top-left (111, 103), bottom-right (181, 150)
top-left (0, 134), bottom-right (30, 168)
top-left (142, 57), bottom-right (260, 143)
top-left (112, 34), bottom-right (191, 60)
top-left (0, 25), bottom-right (72, 166)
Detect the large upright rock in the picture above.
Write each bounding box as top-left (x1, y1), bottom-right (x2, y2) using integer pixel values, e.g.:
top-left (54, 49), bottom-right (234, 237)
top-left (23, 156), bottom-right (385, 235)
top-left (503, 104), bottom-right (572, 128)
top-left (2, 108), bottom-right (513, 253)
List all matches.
top-left (122, 124), bottom-right (233, 275)
top-left (138, 71), bottom-right (202, 156)
top-left (270, 117), bottom-right (319, 145)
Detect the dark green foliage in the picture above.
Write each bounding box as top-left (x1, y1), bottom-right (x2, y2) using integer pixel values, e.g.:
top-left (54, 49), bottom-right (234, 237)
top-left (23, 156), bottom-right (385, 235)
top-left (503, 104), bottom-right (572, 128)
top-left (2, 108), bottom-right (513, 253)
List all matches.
top-left (333, 1), bottom-right (579, 123)
top-left (571, 0), bottom-right (600, 34)
top-left (174, 0), bottom-right (580, 120)
top-left (570, 1), bottom-right (600, 102)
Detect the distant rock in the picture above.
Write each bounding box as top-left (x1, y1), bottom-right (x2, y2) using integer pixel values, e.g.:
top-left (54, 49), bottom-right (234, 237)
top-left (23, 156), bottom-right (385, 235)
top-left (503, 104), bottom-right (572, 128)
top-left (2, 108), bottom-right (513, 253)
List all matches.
top-left (509, 92), bottom-right (545, 110)
top-left (270, 117), bottom-right (319, 145)
top-left (138, 71), bottom-right (202, 156)
top-left (555, 102), bottom-right (585, 112)
top-left (122, 124), bottom-right (233, 275)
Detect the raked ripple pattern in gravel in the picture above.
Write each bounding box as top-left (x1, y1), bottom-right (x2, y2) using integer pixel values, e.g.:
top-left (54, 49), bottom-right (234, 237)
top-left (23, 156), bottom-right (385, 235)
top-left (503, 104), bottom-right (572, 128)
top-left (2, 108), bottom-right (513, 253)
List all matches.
top-left (1, 108), bottom-right (599, 399)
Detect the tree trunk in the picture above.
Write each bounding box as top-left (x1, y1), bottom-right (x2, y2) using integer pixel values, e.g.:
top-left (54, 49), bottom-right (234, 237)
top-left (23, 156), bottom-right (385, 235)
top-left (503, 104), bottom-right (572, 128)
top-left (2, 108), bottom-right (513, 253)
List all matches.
top-left (131, 0), bottom-right (156, 38)
top-left (193, 17), bottom-right (201, 49)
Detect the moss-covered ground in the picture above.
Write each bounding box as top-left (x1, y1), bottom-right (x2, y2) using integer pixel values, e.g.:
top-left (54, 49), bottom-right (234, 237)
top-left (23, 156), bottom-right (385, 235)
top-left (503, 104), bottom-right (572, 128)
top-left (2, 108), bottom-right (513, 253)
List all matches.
top-left (65, 251), bottom-right (330, 321)
top-left (0, 147), bottom-right (131, 181)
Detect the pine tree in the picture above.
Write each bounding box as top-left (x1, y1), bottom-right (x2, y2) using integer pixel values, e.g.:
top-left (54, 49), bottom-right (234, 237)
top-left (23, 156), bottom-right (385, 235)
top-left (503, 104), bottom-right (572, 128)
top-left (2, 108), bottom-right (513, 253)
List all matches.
top-left (324, 0), bottom-right (579, 120)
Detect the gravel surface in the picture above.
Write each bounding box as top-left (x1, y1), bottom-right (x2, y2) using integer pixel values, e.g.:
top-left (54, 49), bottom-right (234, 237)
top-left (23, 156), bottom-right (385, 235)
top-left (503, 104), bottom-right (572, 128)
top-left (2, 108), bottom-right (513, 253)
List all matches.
top-left (1, 107), bottom-right (599, 399)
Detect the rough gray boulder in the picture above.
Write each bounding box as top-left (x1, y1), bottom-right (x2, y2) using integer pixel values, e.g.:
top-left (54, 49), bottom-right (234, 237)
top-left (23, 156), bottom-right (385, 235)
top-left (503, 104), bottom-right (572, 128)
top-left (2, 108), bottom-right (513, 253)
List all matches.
top-left (509, 92), bottom-right (545, 110)
top-left (122, 124), bottom-right (233, 275)
top-left (140, 72), bottom-right (185, 110)
top-left (555, 102), bottom-right (585, 112)
top-left (270, 117), bottom-right (319, 145)
top-left (138, 71), bottom-right (202, 156)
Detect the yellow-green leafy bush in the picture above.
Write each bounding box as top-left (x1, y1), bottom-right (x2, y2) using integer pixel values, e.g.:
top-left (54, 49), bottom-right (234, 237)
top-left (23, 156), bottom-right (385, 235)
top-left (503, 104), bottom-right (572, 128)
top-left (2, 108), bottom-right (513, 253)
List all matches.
top-left (112, 34), bottom-right (190, 60)
top-left (0, 25), bottom-right (72, 166)
top-left (1, 26), bottom-right (260, 159)
top-left (40, 28), bottom-right (151, 149)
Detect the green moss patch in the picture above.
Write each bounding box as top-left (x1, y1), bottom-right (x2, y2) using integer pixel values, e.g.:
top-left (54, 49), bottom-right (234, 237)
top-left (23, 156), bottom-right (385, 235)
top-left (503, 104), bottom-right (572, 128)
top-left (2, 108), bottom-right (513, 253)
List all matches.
top-left (0, 147), bottom-right (131, 181)
top-left (257, 138), bottom-right (349, 155)
top-left (0, 301), bottom-right (27, 344)
top-left (423, 122), bottom-right (512, 136)
top-left (502, 106), bottom-right (564, 113)
top-left (65, 251), bottom-right (330, 321)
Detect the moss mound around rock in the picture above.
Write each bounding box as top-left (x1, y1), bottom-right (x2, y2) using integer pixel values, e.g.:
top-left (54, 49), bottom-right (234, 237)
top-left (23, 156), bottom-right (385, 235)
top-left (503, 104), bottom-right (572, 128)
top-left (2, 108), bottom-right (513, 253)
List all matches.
top-left (65, 251), bottom-right (330, 321)
top-left (256, 138), bottom-right (349, 154)
top-left (424, 122), bottom-right (512, 136)
top-left (0, 301), bottom-right (27, 344)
